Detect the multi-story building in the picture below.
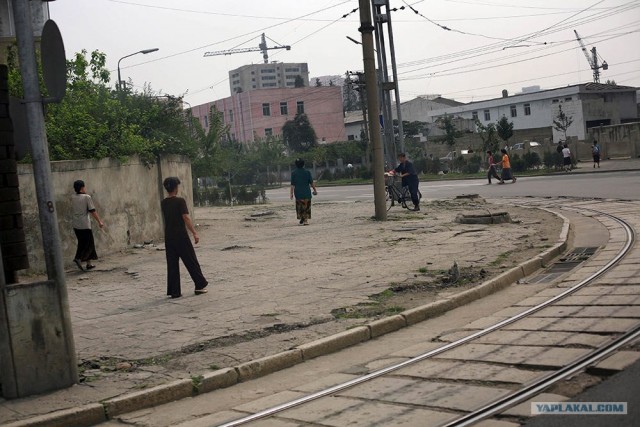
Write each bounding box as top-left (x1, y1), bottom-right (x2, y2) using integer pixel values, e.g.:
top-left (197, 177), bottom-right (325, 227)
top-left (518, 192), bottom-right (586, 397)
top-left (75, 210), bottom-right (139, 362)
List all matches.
top-left (192, 86), bottom-right (346, 144)
top-left (229, 62), bottom-right (309, 94)
top-left (430, 83), bottom-right (638, 143)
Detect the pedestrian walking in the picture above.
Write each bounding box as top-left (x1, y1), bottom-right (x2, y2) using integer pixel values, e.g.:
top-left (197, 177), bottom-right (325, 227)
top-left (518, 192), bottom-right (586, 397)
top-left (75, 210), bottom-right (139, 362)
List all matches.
top-left (486, 150), bottom-right (503, 184)
top-left (495, 149), bottom-right (517, 184)
top-left (395, 153), bottom-right (421, 211)
top-left (71, 180), bottom-right (104, 271)
top-left (592, 140), bottom-right (601, 168)
top-left (562, 143), bottom-right (572, 172)
top-left (290, 158), bottom-right (317, 225)
top-left (161, 177), bottom-right (208, 299)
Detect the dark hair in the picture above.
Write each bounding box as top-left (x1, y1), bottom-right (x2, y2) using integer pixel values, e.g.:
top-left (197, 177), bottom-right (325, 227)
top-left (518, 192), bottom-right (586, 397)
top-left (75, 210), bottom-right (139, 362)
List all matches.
top-left (398, 152), bottom-right (406, 158)
top-left (73, 180), bottom-right (85, 194)
top-left (163, 177), bottom-right (181, 193)
top-left (563, 144), bottom-right (568, 148)
top-left (500, 148), bottom-right (507, 154)
top-left (486, 150), bottom-right (492, 155)
top-left (295, 158), bottom-right (305, 168)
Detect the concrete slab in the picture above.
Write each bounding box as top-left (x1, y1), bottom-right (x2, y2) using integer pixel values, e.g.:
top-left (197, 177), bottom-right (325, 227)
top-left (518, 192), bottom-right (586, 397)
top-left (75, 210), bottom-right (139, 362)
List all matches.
top-left (504, 317), bottom-right (640, 333)
top-left (502, 393), bottom-right (569, 417)
top-left (439, 330), bottom-right (612, 348)
top-left (436, 343), bottom-right (588, 368)
top-left (395, 359), bottom-right (542, 384)
top-left (590, 351), bottom-right (640, 375)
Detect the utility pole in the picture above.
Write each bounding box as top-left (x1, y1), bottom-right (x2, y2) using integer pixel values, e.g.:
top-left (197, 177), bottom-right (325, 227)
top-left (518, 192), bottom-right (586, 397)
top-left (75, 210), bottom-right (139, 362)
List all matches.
top-left (6, 0), bottom-right (77, 395)
top-left (359, 0), bottom-right (386, 221)
top-left (372, 0), bottom-right (404, 165)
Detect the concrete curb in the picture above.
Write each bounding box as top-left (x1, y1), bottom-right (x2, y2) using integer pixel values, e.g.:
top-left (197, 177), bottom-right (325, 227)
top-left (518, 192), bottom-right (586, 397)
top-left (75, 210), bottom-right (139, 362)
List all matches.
top-left (10, 208), bottom-right (572, 427)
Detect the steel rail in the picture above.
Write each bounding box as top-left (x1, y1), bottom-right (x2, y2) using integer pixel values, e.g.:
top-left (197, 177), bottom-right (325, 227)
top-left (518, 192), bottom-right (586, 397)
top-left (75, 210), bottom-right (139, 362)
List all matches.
top-left (443, 207), bottom-right (636, 426)
top-left (217, 207), bottom-right (635, 427)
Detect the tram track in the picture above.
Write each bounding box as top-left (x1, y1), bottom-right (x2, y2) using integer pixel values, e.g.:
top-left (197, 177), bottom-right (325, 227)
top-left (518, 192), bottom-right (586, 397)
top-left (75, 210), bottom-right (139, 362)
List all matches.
top-left (216, 203), bottom-right (638, 427)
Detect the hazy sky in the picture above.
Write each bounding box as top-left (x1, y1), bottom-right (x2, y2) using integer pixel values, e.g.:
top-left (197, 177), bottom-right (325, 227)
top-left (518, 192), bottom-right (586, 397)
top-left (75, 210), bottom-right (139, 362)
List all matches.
top-left (48, 0), bottom-right (640, 107)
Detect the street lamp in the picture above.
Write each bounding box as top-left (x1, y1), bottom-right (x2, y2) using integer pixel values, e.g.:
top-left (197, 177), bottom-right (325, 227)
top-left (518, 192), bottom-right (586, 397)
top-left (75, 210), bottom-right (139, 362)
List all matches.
top-left (117, 48), bottom-right (159, 92)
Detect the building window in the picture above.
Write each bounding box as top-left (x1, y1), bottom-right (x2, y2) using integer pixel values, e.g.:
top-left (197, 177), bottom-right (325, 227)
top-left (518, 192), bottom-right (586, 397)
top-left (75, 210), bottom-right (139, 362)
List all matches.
top-left (286, 82), bottom-right (295, 87)
top-left (524, 103), bottom-right (531, 116)
top-left (261, 75), bottom-right (276, 81)
top-left (285, 67), bottom-right (300, 72)
top-left (280, 102), bottom-right (288, 115)
top-left (483, 110), bottom-right (490, 121)
top-left (472, 111), bottom-right (478, 121)
top-left (565, 97), bottom-right (572, 101)
top-left (552, 99), bottom-right (559, 103)
top-left (265, 128), bottom-right (273, 136)
top-left (203, 115), bottom-right (208, 128)
top-left (297, 101), bottom-right (304, 114)
top-left (260, 68), bottom-right (276, 74)
top-left (229, 109), bottom-right (234, 122)
top-left (347, 135), bottom-right (355, 141)
top-left (262, 83), bottom-right (277, 87)
top-left (262, 103), bottom-right (271, 116)
top-left (510, 105), bottom-right (517, 118)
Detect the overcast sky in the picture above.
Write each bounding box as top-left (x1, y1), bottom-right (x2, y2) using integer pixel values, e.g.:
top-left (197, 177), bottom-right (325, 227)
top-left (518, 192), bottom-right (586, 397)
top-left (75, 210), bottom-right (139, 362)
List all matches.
top-left (48, 0), bottom-right (640, 107)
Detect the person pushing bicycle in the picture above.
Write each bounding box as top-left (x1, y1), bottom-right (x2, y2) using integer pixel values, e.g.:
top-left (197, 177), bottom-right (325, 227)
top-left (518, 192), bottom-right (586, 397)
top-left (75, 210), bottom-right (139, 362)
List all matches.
top-left (394, 153), bottom-right (420, 211)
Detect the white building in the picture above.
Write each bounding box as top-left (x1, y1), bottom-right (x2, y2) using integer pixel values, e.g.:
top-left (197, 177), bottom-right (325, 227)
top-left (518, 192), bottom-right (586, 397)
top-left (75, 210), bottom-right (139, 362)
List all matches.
top-left (430, 83), bottom-right (638, 143)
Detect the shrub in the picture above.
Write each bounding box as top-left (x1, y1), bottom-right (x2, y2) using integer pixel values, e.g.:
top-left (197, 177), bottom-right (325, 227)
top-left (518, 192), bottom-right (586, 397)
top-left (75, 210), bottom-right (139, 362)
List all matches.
top-left (523, 152), bottom-right (542, 170)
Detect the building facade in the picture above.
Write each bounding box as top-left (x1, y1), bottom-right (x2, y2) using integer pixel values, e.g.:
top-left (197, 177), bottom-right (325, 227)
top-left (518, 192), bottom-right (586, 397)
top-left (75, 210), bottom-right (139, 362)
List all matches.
top-left (192, 86), bottom-right (346, 144)
top-left (430, 83), bottom-right (638, 143)
top-left (229, 62), bottom-right (309, 94)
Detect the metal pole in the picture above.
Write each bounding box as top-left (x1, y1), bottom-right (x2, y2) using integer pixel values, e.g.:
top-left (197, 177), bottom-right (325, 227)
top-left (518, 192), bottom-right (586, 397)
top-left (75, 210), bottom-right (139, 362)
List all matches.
top-left (359, 0), bottom-right (386, 221)
top-left (384, 0), bottom-right (405, 154)
top-left (11, 0), bottom-right (77, 382)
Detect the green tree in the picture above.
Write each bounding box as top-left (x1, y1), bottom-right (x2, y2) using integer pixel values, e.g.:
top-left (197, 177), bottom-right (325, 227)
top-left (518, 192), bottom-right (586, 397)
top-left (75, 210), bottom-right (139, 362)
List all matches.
top-left (553, 104), bottom-right (574, 143)
top-left (282, 113), bottom-right (317, 153)
top-left (294, 75), bottom-right (305, 88)
top-left (435, 114), bottom-right (461, 148)
top-left (475, 119), bottom-right (499, 154)
top-left (315, 78), bottom-right (322, 87)
top-left (496, 116), bottom-right (514, 146)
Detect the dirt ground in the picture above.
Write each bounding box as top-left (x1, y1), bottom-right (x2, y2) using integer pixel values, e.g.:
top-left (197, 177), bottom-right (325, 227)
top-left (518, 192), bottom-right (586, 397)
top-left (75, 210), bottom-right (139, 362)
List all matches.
top-left (80, 197), bottom-right (560, 389)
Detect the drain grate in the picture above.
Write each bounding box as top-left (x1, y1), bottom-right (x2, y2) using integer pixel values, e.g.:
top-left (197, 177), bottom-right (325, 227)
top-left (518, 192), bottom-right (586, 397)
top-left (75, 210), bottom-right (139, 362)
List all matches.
top-left (524, 247), bottom-right (599, 284)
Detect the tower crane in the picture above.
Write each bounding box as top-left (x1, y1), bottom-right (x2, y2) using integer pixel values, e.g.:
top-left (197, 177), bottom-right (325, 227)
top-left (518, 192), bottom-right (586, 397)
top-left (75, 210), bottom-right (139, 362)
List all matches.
top-left (203, 33), bottom-right (290, 63)
top-left (573, 30), bottom-right (608, 83)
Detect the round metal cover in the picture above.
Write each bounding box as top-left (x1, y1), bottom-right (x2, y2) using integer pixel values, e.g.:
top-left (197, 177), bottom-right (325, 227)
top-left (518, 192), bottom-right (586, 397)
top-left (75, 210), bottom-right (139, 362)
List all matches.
top-left (40, 19), bottom-right (66, 102)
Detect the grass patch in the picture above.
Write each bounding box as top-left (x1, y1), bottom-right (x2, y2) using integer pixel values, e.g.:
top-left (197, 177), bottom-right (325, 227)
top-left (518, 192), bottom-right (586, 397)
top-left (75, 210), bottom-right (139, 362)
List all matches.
top-left (490, 250), bottom-right (515, 266)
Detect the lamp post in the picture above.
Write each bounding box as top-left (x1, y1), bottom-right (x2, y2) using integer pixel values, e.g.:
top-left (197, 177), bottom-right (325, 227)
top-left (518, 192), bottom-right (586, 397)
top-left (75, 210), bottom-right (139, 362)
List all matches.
top-left (117, 48), bottom-right (159, 92)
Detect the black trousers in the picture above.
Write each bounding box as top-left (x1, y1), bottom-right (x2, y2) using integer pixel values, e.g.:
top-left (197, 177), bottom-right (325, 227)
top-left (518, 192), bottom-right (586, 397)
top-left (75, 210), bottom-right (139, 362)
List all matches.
top-left (165, 238), bottom-right (208, 297)
top-left (74, 228), bottom-right (98, 262)
top-left (406, 177), bottom-right (420, 206)
top-left (487, 166), bottom-right (500, 183)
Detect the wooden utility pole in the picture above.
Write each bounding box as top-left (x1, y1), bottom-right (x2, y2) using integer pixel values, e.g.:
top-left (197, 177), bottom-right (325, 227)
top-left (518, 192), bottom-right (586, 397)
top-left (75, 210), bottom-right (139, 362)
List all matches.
top-left (358, 0), bottom-right (386, 220)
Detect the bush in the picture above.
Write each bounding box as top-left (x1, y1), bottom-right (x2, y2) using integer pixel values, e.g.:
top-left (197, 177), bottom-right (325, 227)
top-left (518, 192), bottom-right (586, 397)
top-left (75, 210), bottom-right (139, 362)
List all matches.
top-left (523, 152), bottom-right (542, 170)
top-left (543, 151), bottom-right (563, 169)
top-left (511, 153), bottom-right (526, 173)
top-left (462, 154), bottom-right (482, 174)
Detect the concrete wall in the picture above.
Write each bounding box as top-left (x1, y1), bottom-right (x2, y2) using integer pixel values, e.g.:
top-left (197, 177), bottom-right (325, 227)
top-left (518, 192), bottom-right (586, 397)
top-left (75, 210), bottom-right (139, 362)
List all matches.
top-left (586, 122), bottom-right (640, 160)
top-left (17, 155), bottom-right (192, 274)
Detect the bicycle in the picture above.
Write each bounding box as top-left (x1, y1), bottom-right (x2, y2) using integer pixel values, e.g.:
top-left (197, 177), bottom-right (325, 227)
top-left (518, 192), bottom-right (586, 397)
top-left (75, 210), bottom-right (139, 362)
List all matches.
top-left (384, 172), bottom-right (422, 211)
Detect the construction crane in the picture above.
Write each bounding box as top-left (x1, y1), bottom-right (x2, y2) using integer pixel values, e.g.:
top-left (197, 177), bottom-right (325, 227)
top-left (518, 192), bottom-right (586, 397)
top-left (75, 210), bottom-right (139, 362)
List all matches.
top-left (573, 30), bottom-right (608, 83)
top-left (203, 33), bottom-right (290, 63)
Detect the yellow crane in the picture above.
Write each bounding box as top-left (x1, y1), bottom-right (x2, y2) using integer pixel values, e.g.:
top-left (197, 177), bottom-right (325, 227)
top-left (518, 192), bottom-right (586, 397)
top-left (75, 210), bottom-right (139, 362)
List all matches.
top-left (203, 33), bottom-right (290, 63)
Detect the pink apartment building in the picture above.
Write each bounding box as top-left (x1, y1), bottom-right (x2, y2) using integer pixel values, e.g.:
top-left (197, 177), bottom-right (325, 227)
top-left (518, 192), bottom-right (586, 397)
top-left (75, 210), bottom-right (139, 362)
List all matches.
top-left (191, 86), bottom-right (346, 144)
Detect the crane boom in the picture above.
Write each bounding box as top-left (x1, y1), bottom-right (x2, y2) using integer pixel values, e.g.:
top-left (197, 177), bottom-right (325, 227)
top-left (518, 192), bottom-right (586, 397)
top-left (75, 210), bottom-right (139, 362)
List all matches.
top-left (573, 30), bottom-right (608, 83)
top-left (203, 33), bottom-right (290, 63)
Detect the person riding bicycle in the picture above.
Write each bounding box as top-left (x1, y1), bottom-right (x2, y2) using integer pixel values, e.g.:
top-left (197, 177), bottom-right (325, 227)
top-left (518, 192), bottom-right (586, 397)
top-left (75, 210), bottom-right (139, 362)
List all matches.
top-left (394, 153), bottom-right (420, 211)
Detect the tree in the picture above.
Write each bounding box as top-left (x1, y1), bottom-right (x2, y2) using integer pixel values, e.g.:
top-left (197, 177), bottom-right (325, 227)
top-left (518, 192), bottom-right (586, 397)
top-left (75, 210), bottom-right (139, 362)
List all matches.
top-left (475, 119), bottom-right (499, 154)
top-left (9, 49), bottom-right (196, 163)
top-left (553, 104), bottom-right (574, 143)
top-left (496, 116), bottom-right (514, 146)
top-left (604, 79), bottom-right (617, 85)
top-left (294, 75), bottom-right (305, 88)
top-left (282, 113), bottom-right (317, 153)
top-left (435, 114), bottom-right (461, 148)
top-left (315, 78), bottom-right (322, 87)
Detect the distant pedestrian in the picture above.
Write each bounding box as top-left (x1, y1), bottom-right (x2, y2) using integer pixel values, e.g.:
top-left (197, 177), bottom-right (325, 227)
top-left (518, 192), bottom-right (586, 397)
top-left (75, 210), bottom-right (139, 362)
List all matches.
top-left (562, 143), bottom-right (572, 172)
top-left (592, 140), bottom-right (601, 168)
top-left (395, 153), bottom-right (421, 211)
top-left (161, 177), bottom-right (208, 299)
top-left (71, 180), bottom-right (104, 271)
top-left (495, 148), bottom-right (516, 184)
top-left (486, 150), bottom-right (503, 184)
top-left (290, 158), bottom-right (317, 225)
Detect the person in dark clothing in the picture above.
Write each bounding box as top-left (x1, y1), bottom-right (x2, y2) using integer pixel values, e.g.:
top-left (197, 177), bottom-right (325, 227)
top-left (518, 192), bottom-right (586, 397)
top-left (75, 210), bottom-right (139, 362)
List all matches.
top-left (395, 153), bottom-right (420, 211)
top-left (161, 177), bottom-right (208, 299)
top-left (72, 180), bottom-right (104, 271)
top-left (486, 150), bottom-right (503, 184)
top-left (290, 158), bottom-right (317, 225)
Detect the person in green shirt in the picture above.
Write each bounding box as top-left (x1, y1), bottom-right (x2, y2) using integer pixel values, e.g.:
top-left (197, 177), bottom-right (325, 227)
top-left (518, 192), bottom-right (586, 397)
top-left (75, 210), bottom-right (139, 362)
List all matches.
top-left (290, 158), bottom-right (317, 225)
